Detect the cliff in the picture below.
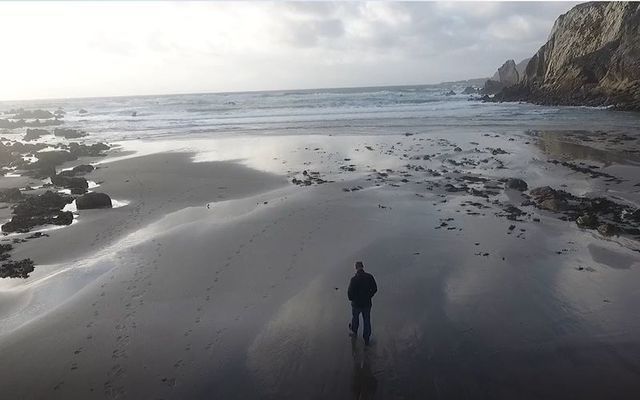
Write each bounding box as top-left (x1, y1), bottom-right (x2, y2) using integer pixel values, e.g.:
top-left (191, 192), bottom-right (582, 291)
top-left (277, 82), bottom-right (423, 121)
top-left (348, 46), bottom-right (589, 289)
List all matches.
top-left (494, 2), bottom-right (640, 111)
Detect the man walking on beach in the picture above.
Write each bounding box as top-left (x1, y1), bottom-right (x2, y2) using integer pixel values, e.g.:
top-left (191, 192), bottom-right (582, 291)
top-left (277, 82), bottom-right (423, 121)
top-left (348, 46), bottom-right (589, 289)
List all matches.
top-left (348, 261), bottom-right (377, 346)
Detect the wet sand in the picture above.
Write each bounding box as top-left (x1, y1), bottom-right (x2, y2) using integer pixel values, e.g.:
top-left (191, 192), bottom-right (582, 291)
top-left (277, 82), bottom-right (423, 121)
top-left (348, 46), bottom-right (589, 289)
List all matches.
top-left (1, 130), bottom-right (640, 399)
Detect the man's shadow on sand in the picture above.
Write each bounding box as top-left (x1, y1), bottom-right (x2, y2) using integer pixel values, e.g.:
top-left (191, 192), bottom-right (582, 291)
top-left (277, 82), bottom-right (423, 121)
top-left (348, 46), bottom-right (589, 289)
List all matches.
top-left (350, 337), bottom-right (378, 399)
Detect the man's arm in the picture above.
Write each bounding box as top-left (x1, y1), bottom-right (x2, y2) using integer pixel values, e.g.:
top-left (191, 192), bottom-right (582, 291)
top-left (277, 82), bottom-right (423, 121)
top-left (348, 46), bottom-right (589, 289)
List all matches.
top-left (370, 275), bottom-right (377, 297)
top-left (347, 277), bottom-right (355, 301)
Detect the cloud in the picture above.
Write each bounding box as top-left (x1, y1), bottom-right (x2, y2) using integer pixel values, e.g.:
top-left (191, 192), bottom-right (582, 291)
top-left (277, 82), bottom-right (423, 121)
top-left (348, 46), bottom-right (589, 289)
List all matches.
top-left (0, 1), bottom-right (578, 101)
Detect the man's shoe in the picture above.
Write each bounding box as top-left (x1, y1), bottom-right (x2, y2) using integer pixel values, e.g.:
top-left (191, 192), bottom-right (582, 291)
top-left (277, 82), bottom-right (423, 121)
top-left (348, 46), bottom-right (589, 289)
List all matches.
top-left (364, 337), bottom-right (370, 346)
top-left (348, 323), bottom-right (356, 337)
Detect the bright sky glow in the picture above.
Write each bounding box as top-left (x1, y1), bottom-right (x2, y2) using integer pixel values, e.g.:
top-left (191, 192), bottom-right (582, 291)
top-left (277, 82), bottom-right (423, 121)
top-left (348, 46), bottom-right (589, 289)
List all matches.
top-left (0, 1), bottom-right (576, 101)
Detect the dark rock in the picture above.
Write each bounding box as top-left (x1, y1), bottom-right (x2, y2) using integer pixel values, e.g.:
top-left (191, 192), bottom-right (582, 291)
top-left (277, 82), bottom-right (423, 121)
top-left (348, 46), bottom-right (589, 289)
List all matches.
top-left (2, 191), bottom-right (73, 233)
top-left (67, 142), bottom-right (109, 157)
top-left (0, 258), bottom-right (35, 279)
top-left (76, 192), bottom-right (112, 210)
top-left (70, 187), bottom-right (86, 195)
top-left (0, 118), bottom-right (63, 129)
top-left (540, 198), bottom-right (566, 212)
top-left (489, 147), bottom-right (509, 155)
top-left (576, 214), bottom-right (599, 229)
top-left (72, 164), bottom-right (94, 174)
top-left (597, 223), bottom-right (617, 236)
top-left (25, 150), bottom-right (77, 177)
top-left (13, 191), bottom-right (72, 216)
top-left (13, 109), bottom-right (54, 119)
top-left (444, 90), bottom-right (456, 96)
top-left (24, 128), bottom-right (49, 141)
top-left (51, 174), bottom-right (88, 190)
top-left (53, 128), bottom-right (87, 139)
top-left (505, 178), bottom-right (528, 191)
top-left (78, 109), bottom-right (88, 114)
top-left (0, 188), bottom-right (23, 203)
top-left (53, 211), bottom-right (74, 225)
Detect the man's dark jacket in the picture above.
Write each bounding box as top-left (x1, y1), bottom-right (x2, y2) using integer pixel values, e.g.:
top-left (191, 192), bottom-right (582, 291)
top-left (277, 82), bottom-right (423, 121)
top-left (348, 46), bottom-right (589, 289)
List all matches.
top-left (348, 270), bottom-right (377, 308)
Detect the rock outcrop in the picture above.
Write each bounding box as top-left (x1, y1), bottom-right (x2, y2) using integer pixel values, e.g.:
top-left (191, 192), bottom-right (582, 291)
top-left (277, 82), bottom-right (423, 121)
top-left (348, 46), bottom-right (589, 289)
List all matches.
top-left (482, 59), bottom-right (529, 94)
top-left (494, 2), bottom-right (640, 110)
top-left (1, 191), bottom-right (74, 233)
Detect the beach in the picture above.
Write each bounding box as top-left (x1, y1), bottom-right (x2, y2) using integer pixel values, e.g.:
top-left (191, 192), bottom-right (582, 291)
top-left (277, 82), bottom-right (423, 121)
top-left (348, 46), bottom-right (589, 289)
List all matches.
top-left (1, 91), bottom-right (640, 399)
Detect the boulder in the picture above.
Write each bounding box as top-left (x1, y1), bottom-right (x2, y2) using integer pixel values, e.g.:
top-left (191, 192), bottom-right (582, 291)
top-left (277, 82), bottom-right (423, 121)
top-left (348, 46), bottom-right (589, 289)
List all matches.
top-left (76, 192), bottom-right (112, 210)
top-left (505, 178), bottom-right (528, 191)
top-left (78, 109), bottom-right (88, 114)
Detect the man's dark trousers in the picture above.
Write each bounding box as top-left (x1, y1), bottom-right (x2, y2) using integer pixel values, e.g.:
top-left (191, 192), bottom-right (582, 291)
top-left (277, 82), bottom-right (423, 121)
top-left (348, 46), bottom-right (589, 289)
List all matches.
top-left (351, 305), bottom-right (371, 341)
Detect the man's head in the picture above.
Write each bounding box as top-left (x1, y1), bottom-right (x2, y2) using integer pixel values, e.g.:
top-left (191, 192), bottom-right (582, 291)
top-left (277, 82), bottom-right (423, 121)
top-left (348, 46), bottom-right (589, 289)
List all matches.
top-left (355, 261), bottom-right (364, 271)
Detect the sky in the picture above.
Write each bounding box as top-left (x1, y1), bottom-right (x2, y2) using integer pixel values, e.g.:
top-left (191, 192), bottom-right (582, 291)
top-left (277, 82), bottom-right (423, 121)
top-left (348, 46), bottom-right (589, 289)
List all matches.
top-left (0, 1), bottom-right (576, 101)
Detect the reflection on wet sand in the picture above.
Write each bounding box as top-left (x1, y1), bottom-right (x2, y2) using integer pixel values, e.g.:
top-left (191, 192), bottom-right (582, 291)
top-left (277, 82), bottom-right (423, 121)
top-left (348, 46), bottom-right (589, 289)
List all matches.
top-left (351, 338), bottom-right (378, 400)
top-left (531, 130), bottom-right (640, 165)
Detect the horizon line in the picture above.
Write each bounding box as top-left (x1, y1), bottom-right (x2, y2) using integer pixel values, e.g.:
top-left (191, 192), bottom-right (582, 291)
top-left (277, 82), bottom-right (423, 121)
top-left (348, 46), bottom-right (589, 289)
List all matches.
top-left (0, 78), bottom-right (489, 104)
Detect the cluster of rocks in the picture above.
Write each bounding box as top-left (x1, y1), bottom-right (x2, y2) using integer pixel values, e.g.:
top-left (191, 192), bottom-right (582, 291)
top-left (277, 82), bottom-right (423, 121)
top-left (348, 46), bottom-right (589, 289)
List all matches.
top-left (24, 128), bottom-right (50, 141)
top-left (0, 107), bottom-right (120, 279)
top-left (1, 191), bottom-right (74, 233)
top-left (53, 128), bottom-right (87, 139)
top-left (12, 142), bottom-right (109, 179)
top-left (526, 186), bottom-right (639, 237)
top-left (291, 170), bottom-right (331, 186)
top-left (0, 257), bottom-right (35, 279)
top-left (6, 109), bottom-right (54, 119)
top-left (0, 118), bottom-right (63, 129)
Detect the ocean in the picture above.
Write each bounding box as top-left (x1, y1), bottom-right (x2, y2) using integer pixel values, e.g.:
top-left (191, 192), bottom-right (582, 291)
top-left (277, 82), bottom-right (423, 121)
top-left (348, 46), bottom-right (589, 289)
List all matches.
top-left (2, 85), bottom-right (640, 142)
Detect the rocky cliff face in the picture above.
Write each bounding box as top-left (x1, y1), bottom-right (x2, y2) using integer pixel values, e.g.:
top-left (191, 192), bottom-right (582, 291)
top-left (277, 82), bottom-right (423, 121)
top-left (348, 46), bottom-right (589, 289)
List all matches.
top-left (495, 2), bottom-right (640, 110)
top-left (483, 58), bottom-right (530, 94)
